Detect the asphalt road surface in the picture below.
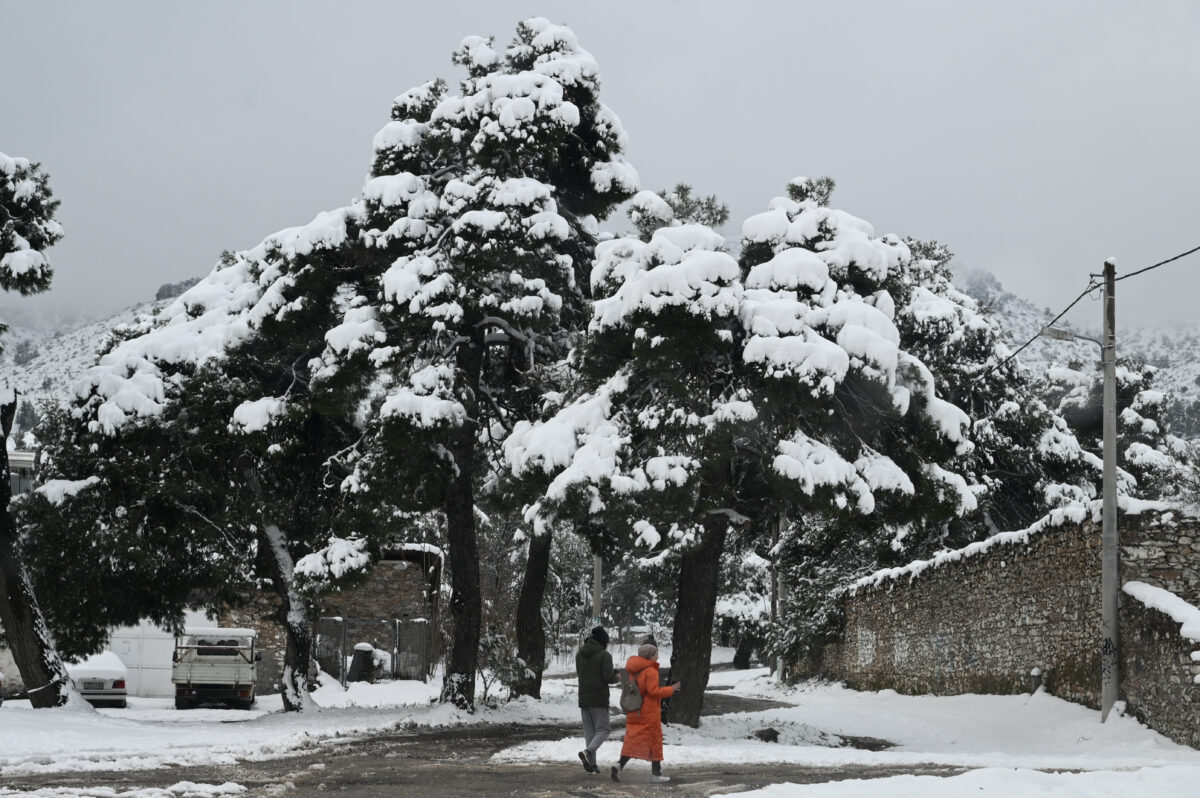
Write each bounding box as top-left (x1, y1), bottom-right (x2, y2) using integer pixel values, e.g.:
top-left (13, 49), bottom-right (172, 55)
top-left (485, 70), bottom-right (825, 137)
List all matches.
top-left (0, 694), bottom-right (963, 797)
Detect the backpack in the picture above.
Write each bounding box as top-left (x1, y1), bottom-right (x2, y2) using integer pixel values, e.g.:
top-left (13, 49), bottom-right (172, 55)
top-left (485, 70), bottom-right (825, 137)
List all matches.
top-left (619, 670), bottom-right (643, 713)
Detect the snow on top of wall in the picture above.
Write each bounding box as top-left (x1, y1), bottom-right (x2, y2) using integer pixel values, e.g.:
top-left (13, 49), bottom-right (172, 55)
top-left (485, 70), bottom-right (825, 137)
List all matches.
top-left (852, 497), bottom-right (1181, 593)
top-left (1122, 581), bottom-right (1200, 644)
top-left (397, 542), bottom-right (444, 560)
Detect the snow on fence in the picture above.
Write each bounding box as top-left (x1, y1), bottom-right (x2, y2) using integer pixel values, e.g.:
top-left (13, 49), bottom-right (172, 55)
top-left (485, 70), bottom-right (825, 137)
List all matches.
top-left (808, 512), bottom-right (1200, 749)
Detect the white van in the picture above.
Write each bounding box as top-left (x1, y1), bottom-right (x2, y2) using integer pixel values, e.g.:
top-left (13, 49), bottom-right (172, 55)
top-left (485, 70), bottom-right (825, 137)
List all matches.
top-left (171, 628), bottom-right (260, 709)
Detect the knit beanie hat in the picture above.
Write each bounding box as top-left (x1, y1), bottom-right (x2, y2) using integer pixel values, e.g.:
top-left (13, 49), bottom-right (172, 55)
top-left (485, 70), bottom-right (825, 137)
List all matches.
top-left (638, 643), bottom-right (658, 659)
top-left (590, 626), bottom-right (609, 646)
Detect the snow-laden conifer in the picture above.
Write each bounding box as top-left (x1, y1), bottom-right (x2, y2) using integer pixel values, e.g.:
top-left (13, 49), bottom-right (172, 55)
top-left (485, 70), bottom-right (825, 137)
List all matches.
top-left (508, 178), bottom-right (983, 724)
top-left (0, 151), bottom-right (76, 708)
top-left (284, 18), bottom-right (638, 709)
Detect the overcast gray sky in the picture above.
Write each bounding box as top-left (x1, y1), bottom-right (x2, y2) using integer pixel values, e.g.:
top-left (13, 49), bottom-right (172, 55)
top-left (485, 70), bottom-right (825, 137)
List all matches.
top-left (4, 0), bottom-right (1198, 330)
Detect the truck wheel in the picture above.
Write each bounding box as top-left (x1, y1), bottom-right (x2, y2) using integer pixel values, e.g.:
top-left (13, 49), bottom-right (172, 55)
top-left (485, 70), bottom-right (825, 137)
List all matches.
top-left (175, 697), bottom-right (193, 710)
top-left (234, 698), bottom-right (255, 710)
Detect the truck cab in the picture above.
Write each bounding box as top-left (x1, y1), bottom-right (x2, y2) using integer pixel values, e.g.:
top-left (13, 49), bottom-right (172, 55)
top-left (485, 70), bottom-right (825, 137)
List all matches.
top-left (172, 627), bottom-right (260, 709)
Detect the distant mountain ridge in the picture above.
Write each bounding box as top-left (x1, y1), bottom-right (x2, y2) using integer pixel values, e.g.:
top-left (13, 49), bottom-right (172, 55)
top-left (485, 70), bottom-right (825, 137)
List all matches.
top-left (954, 267), bottom-right (1200, 435)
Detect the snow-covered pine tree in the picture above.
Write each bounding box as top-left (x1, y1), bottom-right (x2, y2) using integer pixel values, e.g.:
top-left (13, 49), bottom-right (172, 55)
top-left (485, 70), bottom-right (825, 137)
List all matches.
top-left (308, 19), bottom-right (637, 709)
top-left (737, 178), bottom-right (984, 678)
top-left (506, 222), bottom-right (747, 726)
top-left (1044, 356), bottom-right (1195, 503)
top-left (0, 151), bottom-right (74, 708)
top-left (895, 241), bottom-right (1096, 536)
top-left (35, 202), bottom-right (376, 712)
top-left (509, 177), bottom-right (985, 725)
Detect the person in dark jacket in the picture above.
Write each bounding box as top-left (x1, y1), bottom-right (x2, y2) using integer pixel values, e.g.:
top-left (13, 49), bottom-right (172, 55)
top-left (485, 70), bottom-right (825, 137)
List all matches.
top-left (575, 626), bottom-right (618, 774)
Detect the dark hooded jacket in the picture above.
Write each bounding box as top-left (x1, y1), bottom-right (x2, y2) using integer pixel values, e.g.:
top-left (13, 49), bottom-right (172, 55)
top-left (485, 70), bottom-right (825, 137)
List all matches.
top-left (575, 636), bottom-right (617, 708)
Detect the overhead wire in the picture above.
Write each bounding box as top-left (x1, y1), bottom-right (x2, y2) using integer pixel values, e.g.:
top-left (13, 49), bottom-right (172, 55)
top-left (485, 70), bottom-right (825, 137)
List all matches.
top-left (1111, 243), bottom-right (1200, 283)
top-left (972, 280), bottom-right (1100, 384)
top-left (970, 242), bottom-right (1200, 384)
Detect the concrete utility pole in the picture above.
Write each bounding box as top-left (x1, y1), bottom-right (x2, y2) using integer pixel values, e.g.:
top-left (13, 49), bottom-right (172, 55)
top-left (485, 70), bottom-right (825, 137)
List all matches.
top-left (1100, 259), bottom-right (1119, 722)
top-left (1039, 257), bottom-right (1119, 722)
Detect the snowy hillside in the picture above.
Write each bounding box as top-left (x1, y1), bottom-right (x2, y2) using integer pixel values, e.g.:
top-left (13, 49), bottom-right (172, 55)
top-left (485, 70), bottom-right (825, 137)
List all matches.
top-left (955, 267), bottom-right (1200, 432)
top-left (1, 300), bottom-right (166, 437)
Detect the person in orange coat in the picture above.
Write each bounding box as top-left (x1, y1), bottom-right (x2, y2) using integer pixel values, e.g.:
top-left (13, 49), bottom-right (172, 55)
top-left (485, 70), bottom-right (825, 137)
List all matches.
top-left (611, 644), bottom-right (681, 784)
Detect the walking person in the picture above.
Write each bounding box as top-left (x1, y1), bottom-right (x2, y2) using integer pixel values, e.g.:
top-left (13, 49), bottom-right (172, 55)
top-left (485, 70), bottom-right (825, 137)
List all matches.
top-left (575, 626), bottom-right (618, 774)
top-left (612, 643), bottom-right (680, 784)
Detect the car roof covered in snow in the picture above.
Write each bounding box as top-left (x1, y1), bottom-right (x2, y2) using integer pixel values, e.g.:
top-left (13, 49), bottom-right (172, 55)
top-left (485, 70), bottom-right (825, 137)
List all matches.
top-left (66, 651), bottom-right (127, 679)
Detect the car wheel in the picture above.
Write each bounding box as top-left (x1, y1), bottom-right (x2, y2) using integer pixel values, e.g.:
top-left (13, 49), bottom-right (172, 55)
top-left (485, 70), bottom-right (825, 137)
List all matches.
top-left (174, 697), bottom-right (193, 710)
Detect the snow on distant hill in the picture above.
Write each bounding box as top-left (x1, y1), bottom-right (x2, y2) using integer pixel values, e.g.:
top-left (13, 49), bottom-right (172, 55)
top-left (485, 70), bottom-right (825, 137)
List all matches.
top-left (1, 300), bottom-right (166, 442)
top-left (955, 266), bottom-right (1200, 435)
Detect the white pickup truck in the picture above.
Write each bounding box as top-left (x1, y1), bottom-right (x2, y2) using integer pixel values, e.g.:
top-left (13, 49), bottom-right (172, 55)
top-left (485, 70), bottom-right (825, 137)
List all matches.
top-left (172, 627), bottom-right (260, 709)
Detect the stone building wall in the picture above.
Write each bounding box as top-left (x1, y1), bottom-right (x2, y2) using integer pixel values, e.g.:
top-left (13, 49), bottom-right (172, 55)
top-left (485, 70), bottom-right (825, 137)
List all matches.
top-left (220, 548), bottom-right (440, 693)
top-left (815, 513), bottom-right (1200, 748)
top-left (1121, 598), bottom-right (1200, 747)
top-left (317, 554), bottom-right (437, 653)
top-left (220, 592), bottom-right (289, 695)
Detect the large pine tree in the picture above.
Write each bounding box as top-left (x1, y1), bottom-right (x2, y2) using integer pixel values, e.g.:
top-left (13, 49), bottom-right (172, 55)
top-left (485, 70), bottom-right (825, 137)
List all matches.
top-left (312, 19), bottom-right (637, 708)
top-left (508, 177), bottom-right (983, 725)
top-left (31, 205), bottom-right (371, 711)
top-left (0, 151), bottom-right (75, 708)
top-left (34, 19), bottom-right (637, 713)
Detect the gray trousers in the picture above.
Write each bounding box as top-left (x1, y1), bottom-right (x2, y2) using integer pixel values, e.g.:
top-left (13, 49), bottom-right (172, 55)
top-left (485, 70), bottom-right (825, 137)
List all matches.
top-left (581, 706), bottom-right (611, 757)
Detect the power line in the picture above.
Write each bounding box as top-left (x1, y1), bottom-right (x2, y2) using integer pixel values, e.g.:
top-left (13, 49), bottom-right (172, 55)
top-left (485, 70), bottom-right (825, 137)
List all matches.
top-left (972, 280), bottom-right (1100, 384)
top-left (1112, 243), bottom-right (1200, 283)
top-left (966, 243), bottom-right (1199, 386)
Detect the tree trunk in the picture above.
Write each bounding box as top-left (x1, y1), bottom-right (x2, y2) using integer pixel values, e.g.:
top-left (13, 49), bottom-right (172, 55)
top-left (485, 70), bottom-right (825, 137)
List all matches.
top-left (0, 414), bottom-right (74, 708)
top-left (243, 464), bottom-right (314, 712)
top-left (440, 426), bottom-right (481, 710)
top-left (666, 515), bottom-right (728, 727)
top-left (513, 530), bottom-right (552, 698)
top-left (258, 523), bottom-right (315, 712)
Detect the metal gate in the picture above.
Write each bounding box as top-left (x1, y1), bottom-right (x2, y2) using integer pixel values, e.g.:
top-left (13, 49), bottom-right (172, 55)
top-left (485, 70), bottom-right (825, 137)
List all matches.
top-left (313, 617), bottom-right (348, 687)
top-left (393, 619), bottom-right (431, 680)
top-left (313, 617), bottom-right (431, 684)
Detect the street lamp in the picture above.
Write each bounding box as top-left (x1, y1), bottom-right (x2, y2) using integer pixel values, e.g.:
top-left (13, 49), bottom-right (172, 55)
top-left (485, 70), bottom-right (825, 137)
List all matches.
top-left (1038, 259), bottom-right (1119, 722)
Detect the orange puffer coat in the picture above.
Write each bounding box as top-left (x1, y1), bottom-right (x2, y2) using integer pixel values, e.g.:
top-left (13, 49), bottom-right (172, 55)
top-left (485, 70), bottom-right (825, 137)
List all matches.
top-left (620, 655), bottom-right (677, 762)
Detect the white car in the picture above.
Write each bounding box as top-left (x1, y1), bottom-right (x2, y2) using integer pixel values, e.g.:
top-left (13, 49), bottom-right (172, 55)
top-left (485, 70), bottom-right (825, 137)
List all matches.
top-left (67, 651), bottom-right (128, 708)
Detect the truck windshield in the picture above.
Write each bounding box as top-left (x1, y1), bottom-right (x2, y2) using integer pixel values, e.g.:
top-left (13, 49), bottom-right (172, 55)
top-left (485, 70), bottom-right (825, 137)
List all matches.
top-left (195, 639), bottom-right (244, 656)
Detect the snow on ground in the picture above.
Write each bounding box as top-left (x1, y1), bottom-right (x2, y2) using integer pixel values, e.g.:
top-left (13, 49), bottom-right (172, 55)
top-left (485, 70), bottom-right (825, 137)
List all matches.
top-left (4, 649), bottom-right (1200, 797)
top-left (0, 671), bottom-right (573, 778)
top-left (715, 765), bottom-right (1200, 798)
top-left (495, 669), bottom-right (1200, 795)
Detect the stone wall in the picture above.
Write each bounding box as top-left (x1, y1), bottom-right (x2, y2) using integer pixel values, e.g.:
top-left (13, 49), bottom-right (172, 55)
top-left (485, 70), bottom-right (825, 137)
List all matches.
top-left (814, 513), bottom-right (1200, 748)
top-left (220, 548), bottom-right (440, 692)
top-left (220, 591), bottom-right (290, 695)
top-left (317, 552), bottom-right (438, 653)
